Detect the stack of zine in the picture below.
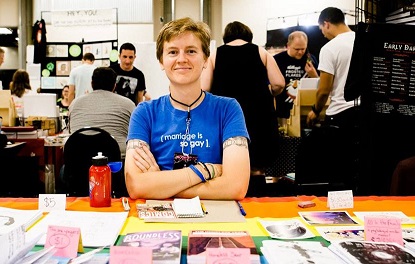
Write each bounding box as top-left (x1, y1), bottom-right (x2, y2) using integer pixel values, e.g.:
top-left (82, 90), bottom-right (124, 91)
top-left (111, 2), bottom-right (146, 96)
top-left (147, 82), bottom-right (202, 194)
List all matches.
top-left (119, 230), bottom-right (182, 264)
top-left (187, 230), bottom-right (260, 264)
top-left (261, 240), bottom-right (342, 264)
top-left (329, 241), bottom-right (415, 264)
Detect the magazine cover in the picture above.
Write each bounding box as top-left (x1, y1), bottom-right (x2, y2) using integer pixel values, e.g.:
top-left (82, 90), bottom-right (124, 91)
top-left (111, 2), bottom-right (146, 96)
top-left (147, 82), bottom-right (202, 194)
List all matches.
top-left (137, 203), bottom-right (176, 219)
top-left (259, 219), bottom-right (315, 239)
top-left (330, 241), bottom-right (415, 264)
top-left (299, 211), bottom-right (359, 225)
top-left (120, 230), bottom-right (182, 264)
top-left (187, 230), bottom-right (259, 264)
top-left (261, 240), bottom-right (342, 264)
top-left (315, 226), bottom-right (365, 242)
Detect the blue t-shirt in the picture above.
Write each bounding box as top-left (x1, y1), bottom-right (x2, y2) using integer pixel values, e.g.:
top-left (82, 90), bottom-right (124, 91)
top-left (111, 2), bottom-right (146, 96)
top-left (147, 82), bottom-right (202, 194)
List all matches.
top-left (127, 92), bottom-right (249, 170)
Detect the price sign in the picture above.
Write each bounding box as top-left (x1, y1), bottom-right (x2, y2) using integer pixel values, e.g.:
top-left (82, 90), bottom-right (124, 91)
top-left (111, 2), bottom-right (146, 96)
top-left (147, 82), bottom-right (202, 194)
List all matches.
top-left (39, 194), bottom-right (67, 212)
top-left (45, 225), bottom-right (83, 258)
top-left (364, 216), bottom-right (403, 246)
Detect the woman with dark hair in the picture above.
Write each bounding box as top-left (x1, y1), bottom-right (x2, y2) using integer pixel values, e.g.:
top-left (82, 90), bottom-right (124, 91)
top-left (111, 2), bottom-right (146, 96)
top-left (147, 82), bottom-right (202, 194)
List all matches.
top-left (10, 69), bottom-right (35, 125)
top-left (57, 85), bottom-right (70, 113)
top-left (202, 21), bottom-right (285, 197)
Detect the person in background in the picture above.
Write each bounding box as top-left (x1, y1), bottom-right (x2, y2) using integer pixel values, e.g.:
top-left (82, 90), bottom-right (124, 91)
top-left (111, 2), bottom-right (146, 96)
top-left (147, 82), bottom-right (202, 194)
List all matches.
top-left (57, 85), bottom-right (70, 114)
top-left (10, 69), bottom-right (36, 125)
top-left (274, 31), bottom-right (319, 132)
top-left (110, 42), bottom-right (146, 105)
top-left (125, 17), bottom-right (250, 200)
top-left (201, 21), bottom-right (285, 197)
top-left (68, 52), bottom-right (96, 104)
top-left (68, 67), bottom-right (135, 158)
top-left (306, 7), bottom-right (358, 190)
top-left (0, 48), bottom-right (5, 67)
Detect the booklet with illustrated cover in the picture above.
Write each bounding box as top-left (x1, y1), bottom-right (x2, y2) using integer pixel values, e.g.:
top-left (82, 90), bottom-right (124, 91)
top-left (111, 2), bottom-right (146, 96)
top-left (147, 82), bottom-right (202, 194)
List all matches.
top-left (259, 219), bottom-right (315, 239)
top-left (261, 240), bottom-right (343, 264)
top-left (299, 211), bottom-right (359, 225)
top-left (187, 230), bottom-right (259, 264)
top-left (119, 230), bottom-right (182, 264)
top-left (137, 203), bottom-right (176, 219)
top-left (329, 241), bottom-right (415, 264)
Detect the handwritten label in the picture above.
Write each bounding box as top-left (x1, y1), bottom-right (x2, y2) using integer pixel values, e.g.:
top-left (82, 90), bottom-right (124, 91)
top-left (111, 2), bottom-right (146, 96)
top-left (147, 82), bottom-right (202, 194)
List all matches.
top-left (45, 225), bottom-right (83, 258)
top-left (110, 246), bottom-right (152, 263)
top-left (364, 216), bottom-right (403, 246)
top-left (206, 248), bottom-right (250, 264)
top-left (39, 194), bottom-right (67, 212)
top-left (327, 190), bottom-right (354, 209)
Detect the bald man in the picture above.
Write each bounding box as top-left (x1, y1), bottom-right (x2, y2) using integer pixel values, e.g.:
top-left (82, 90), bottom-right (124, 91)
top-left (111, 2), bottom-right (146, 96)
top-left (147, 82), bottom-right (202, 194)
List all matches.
top-left (273, 31), bottom-right (319, 129)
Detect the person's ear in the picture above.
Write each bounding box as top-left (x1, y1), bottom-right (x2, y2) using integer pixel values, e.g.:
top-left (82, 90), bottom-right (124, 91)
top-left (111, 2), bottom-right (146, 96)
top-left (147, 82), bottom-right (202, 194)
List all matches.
top-left (159, 61), bottom-right (165, 70)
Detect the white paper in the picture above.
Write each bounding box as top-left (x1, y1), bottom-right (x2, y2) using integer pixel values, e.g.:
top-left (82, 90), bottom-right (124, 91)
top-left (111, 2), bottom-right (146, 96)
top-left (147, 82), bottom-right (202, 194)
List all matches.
top-left (172, 196), bottom-right (204, 218)
top-left (38, 194), bottom-right (67, 212)
top-left (353, 211), bottom-right (415, 225)
top-left (25, 211), bottom-right (128, 247)
top-left (327, 190), bottom-right (354, 209)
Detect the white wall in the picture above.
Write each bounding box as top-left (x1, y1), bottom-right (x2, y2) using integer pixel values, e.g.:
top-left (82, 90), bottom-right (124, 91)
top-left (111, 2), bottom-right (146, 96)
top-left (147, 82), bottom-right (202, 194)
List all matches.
top-left (0, 47), bottom-right (19, 69)
top-left (0, 0), bottom-right (18, 27)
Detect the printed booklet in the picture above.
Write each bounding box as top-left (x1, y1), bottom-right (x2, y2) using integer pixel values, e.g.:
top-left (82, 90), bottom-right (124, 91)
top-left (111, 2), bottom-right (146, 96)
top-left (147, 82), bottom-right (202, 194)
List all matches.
top-left (187, 230), bottom-right (259, 264)
top-left (137, 203), bottom-right (176, 219)
top-left (329, 241), bottom-right (415, 264)
top-left (119, 230), bottom-right (182, 264)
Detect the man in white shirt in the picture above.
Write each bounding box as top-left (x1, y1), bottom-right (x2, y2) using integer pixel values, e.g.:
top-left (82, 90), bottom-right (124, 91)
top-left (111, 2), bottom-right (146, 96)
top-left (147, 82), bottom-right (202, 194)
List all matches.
top-left (305, 7), bottom-right (358, 191)
top-left (68, 53), bottom-right (96, 104)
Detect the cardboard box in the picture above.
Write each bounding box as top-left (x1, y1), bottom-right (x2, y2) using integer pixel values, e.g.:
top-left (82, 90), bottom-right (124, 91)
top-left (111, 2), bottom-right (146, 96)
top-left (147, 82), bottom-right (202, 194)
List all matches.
top-left (25, 116), bottom-right (57, 135)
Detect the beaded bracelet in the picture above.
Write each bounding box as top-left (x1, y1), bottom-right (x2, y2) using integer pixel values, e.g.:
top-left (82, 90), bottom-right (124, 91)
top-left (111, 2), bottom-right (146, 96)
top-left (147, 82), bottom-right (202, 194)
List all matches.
top-left (198, 162), bottom-right (212, 180)
top-left (189, 165), bottom-right (206, 182)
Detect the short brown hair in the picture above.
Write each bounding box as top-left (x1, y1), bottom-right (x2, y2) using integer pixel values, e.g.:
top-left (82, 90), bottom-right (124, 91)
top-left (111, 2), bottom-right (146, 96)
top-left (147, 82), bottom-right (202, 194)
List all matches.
top-left (156, 17), bottom-right (211, 63)
top-left (222, 21), bottom-right (253, 44)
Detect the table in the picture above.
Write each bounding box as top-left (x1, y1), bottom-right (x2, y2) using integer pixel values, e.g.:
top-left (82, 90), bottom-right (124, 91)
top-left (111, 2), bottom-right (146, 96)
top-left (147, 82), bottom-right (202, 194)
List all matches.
top-left (1, 196), bottom-right (415, 263)
top-left (3, 138), bottom-right (65, 195)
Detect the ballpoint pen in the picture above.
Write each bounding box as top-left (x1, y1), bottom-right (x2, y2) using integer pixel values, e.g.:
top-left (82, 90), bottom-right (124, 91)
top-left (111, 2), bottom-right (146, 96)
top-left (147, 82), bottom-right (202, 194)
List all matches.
top-left (237, 201), bottom-right (246, 216)
top-left (122, 197), bottom-right (130, 211)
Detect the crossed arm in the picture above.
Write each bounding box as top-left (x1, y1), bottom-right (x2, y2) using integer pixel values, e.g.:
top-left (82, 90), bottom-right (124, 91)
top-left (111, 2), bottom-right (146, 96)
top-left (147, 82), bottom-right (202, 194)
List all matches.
top-left (124, 137), bottom-right (250, 200)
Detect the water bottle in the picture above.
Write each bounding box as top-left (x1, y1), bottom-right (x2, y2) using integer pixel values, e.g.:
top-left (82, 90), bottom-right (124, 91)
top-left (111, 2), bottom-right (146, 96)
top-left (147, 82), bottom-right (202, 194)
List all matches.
top-left (89, 152), bottom-right (111, 207)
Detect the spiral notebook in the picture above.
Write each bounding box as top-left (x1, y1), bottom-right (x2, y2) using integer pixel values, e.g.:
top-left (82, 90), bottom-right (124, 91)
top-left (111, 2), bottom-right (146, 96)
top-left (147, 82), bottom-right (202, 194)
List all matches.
top-left (172, 196), bottom-right (204, 218)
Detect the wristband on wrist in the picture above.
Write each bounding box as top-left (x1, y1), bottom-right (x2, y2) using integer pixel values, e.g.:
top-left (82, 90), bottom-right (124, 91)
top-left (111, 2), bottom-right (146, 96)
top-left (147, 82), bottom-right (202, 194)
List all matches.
top-left (311, 104), bottom-right (321, 116)
top-left (198, 162), bottom-right (212, 180)
top-left (189, 165), bottom-right (206, 182)
top-left (208, 163), bottom-right (216, 179)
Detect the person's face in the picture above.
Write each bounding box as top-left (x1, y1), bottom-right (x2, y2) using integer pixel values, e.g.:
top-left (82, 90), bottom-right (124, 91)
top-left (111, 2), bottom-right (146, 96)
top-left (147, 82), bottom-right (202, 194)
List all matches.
top-left (62, 88), bottom-right (69, 98)
top-left (0, 52), bottom-right (4, 66)
top-left (287, 37), bottom-right (307, 60)
top-left (160, 32), bottom-right (207, 88)
top-left (119, 49), bottom-right (136, 71)
top-left (319, 21), bottom-right (332, 40)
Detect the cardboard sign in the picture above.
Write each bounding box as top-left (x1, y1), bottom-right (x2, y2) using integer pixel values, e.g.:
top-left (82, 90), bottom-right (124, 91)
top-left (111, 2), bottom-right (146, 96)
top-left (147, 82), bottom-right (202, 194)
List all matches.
top-left (327, 190), bottom-right (354, 209)
top-left (45, 225), bottom-right (83, 258)
top-left (364, 216), bottom-right (403, 246)
top-left (110, 246), bottom-right (152, 263)
top-left (39, 194), bottom-right (67, 212)
top-left (206, 248), bottom-right (250, 264)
